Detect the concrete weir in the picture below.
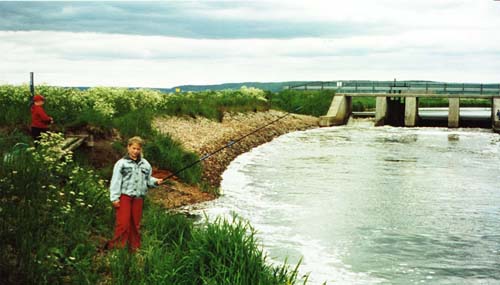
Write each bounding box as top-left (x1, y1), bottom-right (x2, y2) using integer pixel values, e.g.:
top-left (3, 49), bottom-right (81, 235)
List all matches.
top-left (493, 98), bottom-right (500, 132)
top-left (319, 95), bottom-right (352, 127)
top-left (448, 98), bottom-right (460, 128)
top-left (320, 93), bottom-right (500, 132)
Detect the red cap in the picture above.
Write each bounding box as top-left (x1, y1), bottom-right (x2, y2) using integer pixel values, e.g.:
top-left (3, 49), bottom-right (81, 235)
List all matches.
top-left (33, 94), bottom-right (45, 102)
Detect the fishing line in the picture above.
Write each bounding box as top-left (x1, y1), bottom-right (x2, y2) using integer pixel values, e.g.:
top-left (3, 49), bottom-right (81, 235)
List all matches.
top-left (160, 107), bottom-right (302, 184)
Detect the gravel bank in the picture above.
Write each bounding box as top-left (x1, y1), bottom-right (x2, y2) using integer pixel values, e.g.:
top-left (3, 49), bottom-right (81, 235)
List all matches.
top-left (150, 110), bottom-right (319, 208)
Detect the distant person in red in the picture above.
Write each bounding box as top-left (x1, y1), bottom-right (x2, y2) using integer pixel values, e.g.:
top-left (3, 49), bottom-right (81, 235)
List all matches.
top-left (31, 94), bottom-right (53, 141)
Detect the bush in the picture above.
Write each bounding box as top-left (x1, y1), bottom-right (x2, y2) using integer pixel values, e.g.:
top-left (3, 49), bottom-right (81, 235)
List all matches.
top-left (160, 87), bottom-right (269, 122)
top-left (0, 132), bottom-right (112, 284)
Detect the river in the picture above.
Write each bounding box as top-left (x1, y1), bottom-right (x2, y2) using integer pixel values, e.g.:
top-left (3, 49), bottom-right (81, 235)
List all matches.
top-left (190, 119), bottom-right (500, 284)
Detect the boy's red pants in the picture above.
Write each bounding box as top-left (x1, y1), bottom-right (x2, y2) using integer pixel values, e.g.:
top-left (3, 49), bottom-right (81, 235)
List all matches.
top-left (107, 194), bottom-right (144, 251)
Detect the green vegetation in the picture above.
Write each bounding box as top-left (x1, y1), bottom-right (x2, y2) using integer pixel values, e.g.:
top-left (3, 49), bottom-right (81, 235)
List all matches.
top-left (0, 132), bottom-right (111, 284)
top-left (0, 85), bottom-right (274, 185)
top-left (418, 98), bottom-right (491, 108)
top-left (349, 97), bottom-right (491, 111)
top-left (269, 89), bottom-right (335, 116)
top-left (352, 97), bottom-right (376, 111)
top-left (108, 207), bottom-right (304, 285)
top-left (0, 133), bottom-right (305, 284)
top-left (143, 133), bottom-right (202, 184)
top-left (0, 84), bottom-right (310, 284)
top-left (0, 85), bottom-right (269, 129)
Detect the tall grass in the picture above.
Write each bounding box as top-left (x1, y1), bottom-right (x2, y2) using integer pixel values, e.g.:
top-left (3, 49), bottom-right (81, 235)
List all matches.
top-left (0, 85), bottom-right (31, 126)
top-left (269, 89), bottom-right (335, 116)
top-left (160, 88), bottom-right (269, 121)
top-left (113, 108), bottom-right (155, 139)
top-left (108, 205), bottom-right (305, 285)
top-left (143, 133), bottom-right (202, 184)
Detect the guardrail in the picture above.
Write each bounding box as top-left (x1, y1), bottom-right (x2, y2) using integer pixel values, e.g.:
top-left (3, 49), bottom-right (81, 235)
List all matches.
top-left (287, 81), bottom-right (500, 95)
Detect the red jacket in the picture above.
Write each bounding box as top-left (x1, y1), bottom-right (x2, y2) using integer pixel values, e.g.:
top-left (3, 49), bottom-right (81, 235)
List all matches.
top-left (31, 105), bottom-right (52, 128)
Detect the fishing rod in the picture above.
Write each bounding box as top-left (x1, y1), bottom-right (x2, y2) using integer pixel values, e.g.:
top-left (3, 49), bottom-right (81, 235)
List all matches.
top-left (160, 106), bottom-right (302, 183)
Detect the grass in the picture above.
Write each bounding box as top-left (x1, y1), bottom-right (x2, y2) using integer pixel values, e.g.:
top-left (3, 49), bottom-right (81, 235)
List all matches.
top-left (108, 205), bottom-right (305, 285)
top-left (269, 89), bottom-right (335, 116)
top-left (161, 88), bottom-right (269, 122)
top-left (352, 97), bottom-right (376, 111)
top-left (0, 132), bottom-right (305, 284)
top-left (143, 133), bottom-right (202, 184)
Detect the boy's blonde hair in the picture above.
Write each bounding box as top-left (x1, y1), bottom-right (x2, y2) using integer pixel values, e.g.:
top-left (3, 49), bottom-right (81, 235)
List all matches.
top-left (128, 136), bottom-right (144, 147)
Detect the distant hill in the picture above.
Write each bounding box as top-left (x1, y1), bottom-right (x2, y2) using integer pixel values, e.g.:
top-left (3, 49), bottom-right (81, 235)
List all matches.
top-left (165, 81), bottom-right (311, 93)
top-left (71, 81), bottom-right (310, 93)
top-left (74, 80), bottom-right (477, 93)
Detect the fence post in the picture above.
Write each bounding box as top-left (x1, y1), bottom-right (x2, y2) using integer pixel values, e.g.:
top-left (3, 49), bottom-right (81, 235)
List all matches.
top-left (29, 72), bottom-right (35, 106)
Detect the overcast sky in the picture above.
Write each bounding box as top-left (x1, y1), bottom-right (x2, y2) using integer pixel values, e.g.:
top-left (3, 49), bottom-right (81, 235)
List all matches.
top-left (1, 0), bottom-right (500, 88)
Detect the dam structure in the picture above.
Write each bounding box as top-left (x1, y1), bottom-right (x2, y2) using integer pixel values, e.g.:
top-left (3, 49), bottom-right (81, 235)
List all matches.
top-left (288, 80), bottom-right (500, 132)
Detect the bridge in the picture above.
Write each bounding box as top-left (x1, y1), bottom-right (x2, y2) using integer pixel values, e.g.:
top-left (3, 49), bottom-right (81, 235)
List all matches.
top-left (287, 80), bottom-right (500, 132)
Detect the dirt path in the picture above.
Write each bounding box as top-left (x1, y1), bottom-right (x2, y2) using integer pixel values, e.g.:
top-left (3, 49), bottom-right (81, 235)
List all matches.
top-left (149, 110), bottom-right (319, 208)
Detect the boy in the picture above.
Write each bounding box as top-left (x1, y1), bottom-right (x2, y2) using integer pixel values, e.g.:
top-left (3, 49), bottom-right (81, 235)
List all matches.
top-left (31, 94), bottom-right (53, 141)
top-left (106, 136), bottom-right (163, 252)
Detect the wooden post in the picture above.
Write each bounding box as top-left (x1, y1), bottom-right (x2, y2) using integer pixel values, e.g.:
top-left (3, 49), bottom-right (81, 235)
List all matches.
top-left (30, 72), bottom-right (35, 104)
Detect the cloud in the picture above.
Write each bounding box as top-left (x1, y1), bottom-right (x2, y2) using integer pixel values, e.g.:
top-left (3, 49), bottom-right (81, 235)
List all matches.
top-left (1, 30), bottom-right (499, 87)
top-left (5, 1), bottom-right (499, 39)
top-left (0, 1), bottom-right (499, 87)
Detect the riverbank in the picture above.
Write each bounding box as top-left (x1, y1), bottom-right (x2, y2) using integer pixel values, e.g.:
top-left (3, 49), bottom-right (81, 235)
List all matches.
top-left (150, 110), bottom-right (319, 208)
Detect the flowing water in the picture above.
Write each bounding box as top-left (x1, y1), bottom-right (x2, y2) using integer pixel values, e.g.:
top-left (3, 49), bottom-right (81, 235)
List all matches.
top-left (191, 119), bottom-right (500, 284)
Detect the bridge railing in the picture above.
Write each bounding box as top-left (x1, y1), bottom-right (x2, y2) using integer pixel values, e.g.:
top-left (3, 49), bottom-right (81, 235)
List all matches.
top-left (287, 81), bottom-right (500, 95)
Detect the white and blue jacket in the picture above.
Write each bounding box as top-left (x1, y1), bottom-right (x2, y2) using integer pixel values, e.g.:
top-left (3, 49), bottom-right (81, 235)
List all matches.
top-left (109, 155), bottom-right (158, 202)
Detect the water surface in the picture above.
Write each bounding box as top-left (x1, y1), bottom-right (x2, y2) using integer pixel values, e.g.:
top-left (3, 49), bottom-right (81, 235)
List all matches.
top-left (192, 121), bottom-right (500, 284)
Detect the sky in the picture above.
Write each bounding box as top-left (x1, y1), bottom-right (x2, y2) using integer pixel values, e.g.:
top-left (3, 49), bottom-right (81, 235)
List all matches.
top-left (1, 0), bottom-right (500, 88)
